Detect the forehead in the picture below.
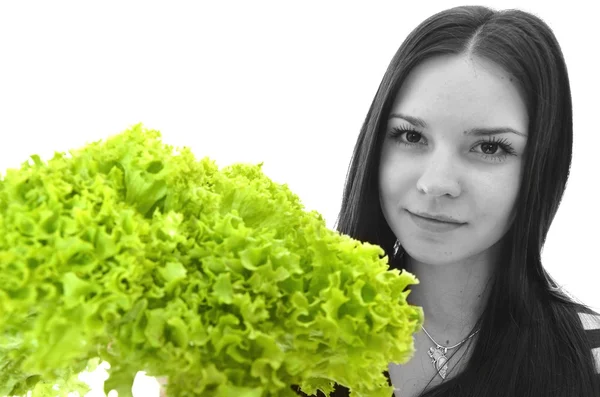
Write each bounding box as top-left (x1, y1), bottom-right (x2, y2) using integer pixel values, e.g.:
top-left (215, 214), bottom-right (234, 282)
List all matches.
top-left (390, 54), bottom-right (528, 129)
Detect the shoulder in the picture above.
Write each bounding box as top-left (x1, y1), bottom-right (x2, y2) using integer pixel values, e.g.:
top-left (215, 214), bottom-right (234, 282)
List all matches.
top-left (578, 310), bottom-right (600, 374)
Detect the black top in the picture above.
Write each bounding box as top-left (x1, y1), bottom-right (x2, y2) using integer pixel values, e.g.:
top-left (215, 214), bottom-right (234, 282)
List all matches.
top-left (580, 310), bottom-right (600, 374)
top-left (291, 311), bottom-right (600, 397)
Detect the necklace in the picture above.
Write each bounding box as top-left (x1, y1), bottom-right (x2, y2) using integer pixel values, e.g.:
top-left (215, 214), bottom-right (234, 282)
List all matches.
top-left (421, 325), bottom-right (480, 380)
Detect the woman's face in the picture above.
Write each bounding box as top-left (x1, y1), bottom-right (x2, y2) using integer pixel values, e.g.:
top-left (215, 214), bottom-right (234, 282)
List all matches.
top-left (379, 54), bottom-right (528, 266)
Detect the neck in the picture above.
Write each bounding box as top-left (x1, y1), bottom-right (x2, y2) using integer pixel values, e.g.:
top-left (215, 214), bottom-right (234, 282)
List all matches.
top-left (404, 247), bottom-right (497, 345)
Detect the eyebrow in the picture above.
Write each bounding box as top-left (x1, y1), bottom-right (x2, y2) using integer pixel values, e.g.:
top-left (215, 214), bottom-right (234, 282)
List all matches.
top-left (388, 112), bottom-right (528, 137)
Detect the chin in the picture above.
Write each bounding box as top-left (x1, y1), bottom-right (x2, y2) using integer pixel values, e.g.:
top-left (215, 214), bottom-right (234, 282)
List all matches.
top-left (402, 240), bottom-right (461, 266)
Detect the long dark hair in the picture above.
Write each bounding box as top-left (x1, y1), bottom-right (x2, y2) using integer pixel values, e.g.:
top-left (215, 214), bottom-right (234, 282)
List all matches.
top-left (335, 5), bottom-right (599, 397)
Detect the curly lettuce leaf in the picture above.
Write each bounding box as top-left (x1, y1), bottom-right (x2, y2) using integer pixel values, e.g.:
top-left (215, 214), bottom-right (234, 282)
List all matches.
top-left (0, 124), bottom-right (422, 397)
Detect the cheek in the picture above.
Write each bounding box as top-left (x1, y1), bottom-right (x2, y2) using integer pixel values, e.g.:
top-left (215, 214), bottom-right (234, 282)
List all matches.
top-left (472, 172), bottom-right (521, 226)
top-left (378, 153), bottom-right (409, 201)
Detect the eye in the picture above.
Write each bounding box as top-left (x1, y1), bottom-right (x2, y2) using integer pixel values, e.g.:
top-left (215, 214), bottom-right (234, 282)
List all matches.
top-left (388, 126), bottom-right (426, 146)
top-left (472, 136), bottom-right (517, 162)
top-left (481, 142), bottom-right (499, 154)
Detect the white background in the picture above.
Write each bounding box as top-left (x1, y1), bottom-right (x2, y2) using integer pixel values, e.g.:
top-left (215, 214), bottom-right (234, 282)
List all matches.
top-left (0, 1), bottom-right (597, 395)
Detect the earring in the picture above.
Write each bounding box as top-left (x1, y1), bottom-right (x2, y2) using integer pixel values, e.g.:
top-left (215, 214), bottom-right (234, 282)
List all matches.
top-left (393, 239), bottom-right (404, 260)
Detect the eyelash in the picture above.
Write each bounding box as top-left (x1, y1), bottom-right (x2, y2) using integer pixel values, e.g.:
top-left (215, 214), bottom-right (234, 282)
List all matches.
top-left (387, 125), bottom-right (518, 162)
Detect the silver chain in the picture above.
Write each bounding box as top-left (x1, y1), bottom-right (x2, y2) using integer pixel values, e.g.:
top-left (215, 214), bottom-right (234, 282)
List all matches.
top-left (421, 325), bottom-right (480, 350)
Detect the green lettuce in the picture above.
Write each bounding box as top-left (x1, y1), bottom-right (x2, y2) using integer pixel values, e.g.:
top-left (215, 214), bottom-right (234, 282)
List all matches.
top-left (0, 124), bottom-right (422, 397)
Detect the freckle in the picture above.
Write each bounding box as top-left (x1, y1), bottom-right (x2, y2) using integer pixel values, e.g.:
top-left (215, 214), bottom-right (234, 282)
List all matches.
top-left (446, 340), bottom-right (450, 344)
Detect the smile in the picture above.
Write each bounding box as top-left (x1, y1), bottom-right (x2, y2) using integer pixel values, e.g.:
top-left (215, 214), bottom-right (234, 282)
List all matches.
top-left (406, 210), bottom-right (466, 233)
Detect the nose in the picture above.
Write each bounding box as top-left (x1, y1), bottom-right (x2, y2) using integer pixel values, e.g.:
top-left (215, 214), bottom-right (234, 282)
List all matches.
top-left (416, 151), bottom-right (461, 198)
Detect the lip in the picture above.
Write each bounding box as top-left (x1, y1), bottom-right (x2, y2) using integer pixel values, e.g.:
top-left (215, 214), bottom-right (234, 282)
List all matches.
top-left (409, 210), bottom-right (465, 224)
top-left (407, 210), bottom-right (466, 233)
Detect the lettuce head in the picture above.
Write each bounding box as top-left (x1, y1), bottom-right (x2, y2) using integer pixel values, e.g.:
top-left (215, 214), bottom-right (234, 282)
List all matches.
top-left (0, 124), bottom-right (422, 397)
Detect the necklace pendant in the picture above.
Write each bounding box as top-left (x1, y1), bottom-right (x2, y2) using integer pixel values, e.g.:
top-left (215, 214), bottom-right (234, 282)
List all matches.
top-left (427, 346), bottom-right (448, 380)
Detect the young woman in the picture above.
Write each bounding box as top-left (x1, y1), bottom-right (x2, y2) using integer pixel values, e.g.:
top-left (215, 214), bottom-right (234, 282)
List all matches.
top-left (294, 4), bottom-right (600, 397)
